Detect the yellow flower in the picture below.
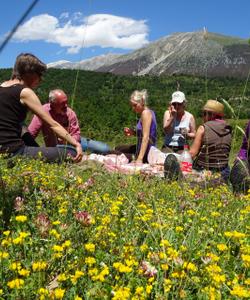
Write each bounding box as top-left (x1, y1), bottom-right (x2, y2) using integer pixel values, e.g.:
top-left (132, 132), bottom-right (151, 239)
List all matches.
top-left (175, 226), bottom-right (184, 232)
top-left (161, 264), bottom-right (169, 271)
top-left (242, 254), bottom-right (250, 268)
top-left (183, 262), bottom-right (198, 272)
top-left (224, 231), bottom-right (246, 239)
top-left (230, 285), bottom-right (250, 298)
top-left (52, 220), bottom-right (61, 225)
top-left (7, 278), bottom-right (24, 289)
top-left (54, 288), bottom-right (65, 299)
top-left (18, 268), bottom-right (30, 277)
top-left (216, 243), bottom-right (228, 251)
top-left (85, 256), bottom-right (96, 266)
top-left (32, 261), bottom-right (47, 271)
top-left (52, 245), bottom-right (64, 252)
top-left (146, 284), bottom-right (152, 294)
top-left (160, 239), bottom-right (171, 247)
top-left (58, 273), bottom-right (67, 282)
top-left (15, 215), bottom-right (27, 222)
top-left (71, 270), bottom-right (84, 285)
top-left (0, 251), bottom-right (9, 259)
top-left (10, 262), bottom-right (21, 270)
top-left (49, 229), bottom-right (60, 239)
top-left (112, 287), bottom-right (131, 300)
top-left (0, 289), bottom-right (3, 295)
top-left (135, 286), bottom-right (144, 295)
top-left (84, 243), bottom-right (95, 252)
top-left (62, 240), bottom-right (71, 249)
top-left (140, 244), bottom-right (148, 252)
top-left (38, 288), bottom-right (49, 297)
top-left (75, 296), bottom-right (83, 300)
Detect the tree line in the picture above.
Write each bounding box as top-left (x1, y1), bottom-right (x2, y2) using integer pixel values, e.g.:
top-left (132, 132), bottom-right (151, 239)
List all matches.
top-left (0, 68), bottom-right (249, 141)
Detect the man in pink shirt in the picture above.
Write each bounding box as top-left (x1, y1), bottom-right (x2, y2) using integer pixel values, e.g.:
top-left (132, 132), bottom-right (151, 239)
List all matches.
top-left (28, 89), bottom-right (110, 154)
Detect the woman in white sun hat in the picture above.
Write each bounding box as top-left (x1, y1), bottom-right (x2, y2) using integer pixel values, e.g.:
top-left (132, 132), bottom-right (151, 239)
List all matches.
top-left (163, 91), bottom-right (196, 153)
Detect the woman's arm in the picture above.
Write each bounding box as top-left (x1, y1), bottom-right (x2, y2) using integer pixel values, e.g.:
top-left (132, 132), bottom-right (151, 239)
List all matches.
top-left (189, 125), bottom-right (204, 159)
top-left (187, 114), bottom-right (196, 139)
top-left (163, 107), bottom-right (176, 133)
top-left (136, 110), bottom-right (152, 163)
top-left (20, 88), bottom-right (83, 162)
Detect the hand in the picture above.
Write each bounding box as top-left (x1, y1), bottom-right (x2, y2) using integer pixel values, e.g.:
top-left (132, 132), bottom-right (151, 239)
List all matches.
top-left (180, 128), bottom-right (188, 135)
top-left (124, 127), bottom-right (134, 136)
top-left (73, 142), bottom-right (83, 163)
top-left (134, 158), bottom-right (143, 165)
top-left (169, 105), bottom-right (177, 117)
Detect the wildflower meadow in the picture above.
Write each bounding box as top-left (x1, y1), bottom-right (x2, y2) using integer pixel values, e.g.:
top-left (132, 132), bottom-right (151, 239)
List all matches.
top-left (0, 155), bottom-right (249, 299)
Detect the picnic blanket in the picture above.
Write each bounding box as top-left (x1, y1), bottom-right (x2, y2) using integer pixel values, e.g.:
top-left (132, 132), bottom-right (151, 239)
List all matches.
top-left (81, 146), bottom-right (215, 182)
top-left (81, 152), bottom-right (164, 176)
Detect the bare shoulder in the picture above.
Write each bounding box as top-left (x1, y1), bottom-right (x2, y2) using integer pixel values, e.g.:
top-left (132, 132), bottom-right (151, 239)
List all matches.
top-left (197, 125), bottom-right (205, 134)
top-left (20, 87), bottom-right (36, 97)
top-left (142, 109), bottom-right (152, 118)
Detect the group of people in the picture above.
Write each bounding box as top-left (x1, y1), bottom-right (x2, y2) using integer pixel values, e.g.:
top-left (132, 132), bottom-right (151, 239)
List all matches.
top-left (0, 53), bottom-right (249, 193)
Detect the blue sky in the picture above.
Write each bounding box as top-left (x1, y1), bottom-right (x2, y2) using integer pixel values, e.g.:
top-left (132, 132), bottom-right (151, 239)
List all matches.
top-left (1, 0), bottom-right (249, 68)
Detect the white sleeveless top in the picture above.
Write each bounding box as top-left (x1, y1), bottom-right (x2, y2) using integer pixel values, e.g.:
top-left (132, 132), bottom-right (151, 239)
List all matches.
top-left (164, 111), bottom-right (193, 147)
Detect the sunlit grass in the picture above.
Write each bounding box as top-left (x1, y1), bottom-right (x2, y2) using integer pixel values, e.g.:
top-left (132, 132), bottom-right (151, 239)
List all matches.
top-left (0, 156), bottom-right (249, 299)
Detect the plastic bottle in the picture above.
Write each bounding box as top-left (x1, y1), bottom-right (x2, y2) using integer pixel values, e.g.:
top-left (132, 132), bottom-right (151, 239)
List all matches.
top-left (180, 145), bottom-right (193, 173)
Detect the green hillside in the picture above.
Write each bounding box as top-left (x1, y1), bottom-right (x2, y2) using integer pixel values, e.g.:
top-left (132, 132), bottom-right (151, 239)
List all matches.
top-left (0, 68), bottom-right (249, 144)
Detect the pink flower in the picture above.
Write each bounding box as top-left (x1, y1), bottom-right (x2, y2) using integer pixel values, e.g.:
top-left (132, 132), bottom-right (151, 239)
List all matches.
top-left (140, 260), bottom-right (157, 278)
top-left (82, 177), bottom-right (95, 189)
top-left (14, 196), bottom-right (25, 211)
top-left (74, 211), bottom-right (92, 226)
top-left (35, 213), bottom-right (50, 237)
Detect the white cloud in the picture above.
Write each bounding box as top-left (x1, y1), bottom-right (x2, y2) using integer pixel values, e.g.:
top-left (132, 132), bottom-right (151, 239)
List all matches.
top-left (11, 13), bottom-right (149, 53)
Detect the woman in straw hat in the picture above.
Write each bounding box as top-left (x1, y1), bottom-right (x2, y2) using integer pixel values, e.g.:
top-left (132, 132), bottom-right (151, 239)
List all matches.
top-left (189, 99), bottom-right (232, 180)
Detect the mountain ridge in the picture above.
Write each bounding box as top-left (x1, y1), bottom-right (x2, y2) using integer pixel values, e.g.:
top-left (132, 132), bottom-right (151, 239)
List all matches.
top-left (48, 31), bottom-right (250, 78)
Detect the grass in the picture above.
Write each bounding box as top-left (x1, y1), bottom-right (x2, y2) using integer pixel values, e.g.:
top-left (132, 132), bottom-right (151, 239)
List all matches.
top-left (0, 154), bottom-right (249, 299)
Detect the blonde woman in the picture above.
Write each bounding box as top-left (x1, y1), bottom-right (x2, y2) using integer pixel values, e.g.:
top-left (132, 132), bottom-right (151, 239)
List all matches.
top-left (115, 89), bottom-right (157, 163)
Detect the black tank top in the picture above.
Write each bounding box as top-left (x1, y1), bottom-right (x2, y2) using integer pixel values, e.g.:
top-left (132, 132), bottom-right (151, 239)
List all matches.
top-left (0, 84), bottom-right (27, 153)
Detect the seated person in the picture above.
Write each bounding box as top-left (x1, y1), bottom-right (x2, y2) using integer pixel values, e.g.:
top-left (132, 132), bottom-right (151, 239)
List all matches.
top-left (0, 53), bottom-right (82, 163)
top-left (230, 120), bottom-right (250, 193)
top-left (114, 89), bottom-right (157, 163)
top-left (190, 100), bottom-right (232, 180)
top-left (163, 91), bottom-right (196, 153)
top-left (28, 89), bottom-right (111, 154)
top-left (164, 100), bottom-right (232, 181)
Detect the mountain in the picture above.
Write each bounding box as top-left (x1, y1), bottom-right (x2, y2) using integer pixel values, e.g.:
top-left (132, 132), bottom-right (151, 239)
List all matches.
top-left (48, 31), bottom-right (250, 78)
top-left (47, 53), bottom-right (122, 71)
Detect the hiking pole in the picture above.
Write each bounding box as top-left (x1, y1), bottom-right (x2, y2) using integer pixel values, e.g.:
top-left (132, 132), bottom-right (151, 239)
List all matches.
top-left (0, 0), bottom-right (39, 53)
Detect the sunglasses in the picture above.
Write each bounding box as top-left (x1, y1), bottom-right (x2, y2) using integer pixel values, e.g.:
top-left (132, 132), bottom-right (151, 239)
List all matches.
top-left (172, 102), bottom-right (182, 107)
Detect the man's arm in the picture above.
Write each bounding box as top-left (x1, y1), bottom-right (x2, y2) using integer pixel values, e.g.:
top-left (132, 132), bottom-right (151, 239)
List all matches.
top-left (28, 114), bottom-right (43, 138)
top-left (67, 109), bottom-right (81, 142)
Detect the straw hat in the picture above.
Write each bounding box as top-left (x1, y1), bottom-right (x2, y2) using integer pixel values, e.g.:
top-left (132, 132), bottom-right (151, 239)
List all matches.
top-left (203, 100), bottom-right (224, 116)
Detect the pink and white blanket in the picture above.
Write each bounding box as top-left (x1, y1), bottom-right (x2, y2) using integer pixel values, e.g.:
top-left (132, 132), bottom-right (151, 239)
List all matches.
top-left (81, 147), bottom-right (212, 180)
top-left (81, 152), bottom-right (164, 176)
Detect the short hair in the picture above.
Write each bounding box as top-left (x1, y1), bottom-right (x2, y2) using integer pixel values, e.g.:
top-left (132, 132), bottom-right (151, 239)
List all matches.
top-left (11, 53), bottom-right (47, 80)
top-left (48, 89), bottom-right (66, 103)
top-left (130, 89), bottom-right (148, 105)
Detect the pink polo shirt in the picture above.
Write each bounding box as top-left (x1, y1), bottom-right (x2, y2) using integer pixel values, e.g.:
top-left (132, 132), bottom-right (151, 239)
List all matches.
top-left (28, 103), bottom-right (81, 146)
